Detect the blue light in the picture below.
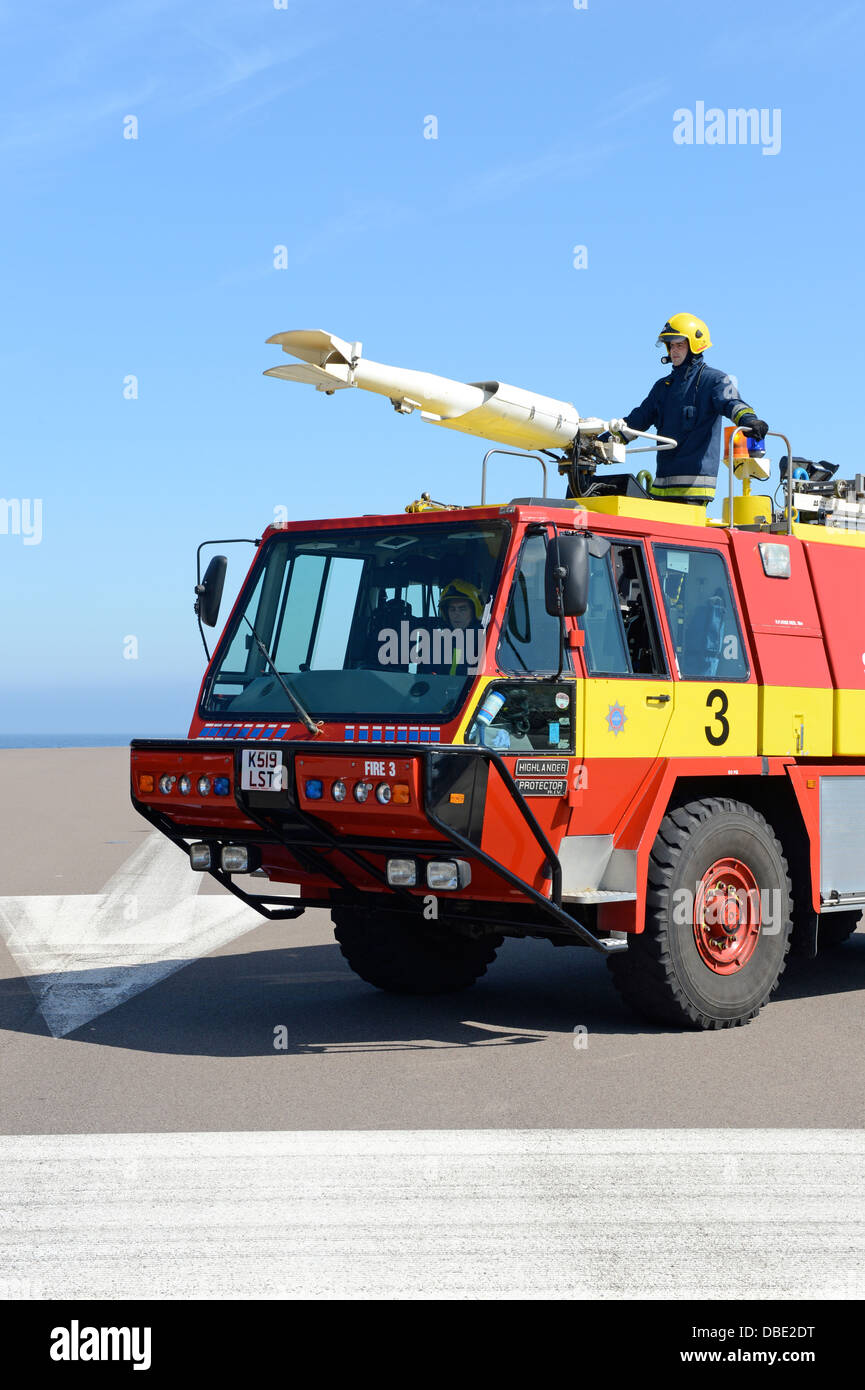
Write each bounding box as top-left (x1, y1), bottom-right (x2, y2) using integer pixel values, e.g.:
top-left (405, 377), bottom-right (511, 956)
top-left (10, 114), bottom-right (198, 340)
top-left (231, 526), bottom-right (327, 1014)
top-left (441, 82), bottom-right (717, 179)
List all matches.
top-left (213, 777), bottom-right (230, 796)
top-left (305, 779), bottom-right (324, 799)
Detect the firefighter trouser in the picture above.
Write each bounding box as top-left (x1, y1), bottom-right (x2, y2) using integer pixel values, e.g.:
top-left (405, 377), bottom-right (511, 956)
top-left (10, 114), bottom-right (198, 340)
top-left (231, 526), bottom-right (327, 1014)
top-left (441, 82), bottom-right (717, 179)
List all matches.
top-left (652, 495), bottom-right (711, 506)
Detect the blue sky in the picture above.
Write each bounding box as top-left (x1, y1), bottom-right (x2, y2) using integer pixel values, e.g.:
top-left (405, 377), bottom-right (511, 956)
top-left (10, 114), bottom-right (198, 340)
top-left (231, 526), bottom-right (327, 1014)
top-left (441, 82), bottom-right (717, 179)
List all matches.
top-left (1, 0), bottom-right (863, 735)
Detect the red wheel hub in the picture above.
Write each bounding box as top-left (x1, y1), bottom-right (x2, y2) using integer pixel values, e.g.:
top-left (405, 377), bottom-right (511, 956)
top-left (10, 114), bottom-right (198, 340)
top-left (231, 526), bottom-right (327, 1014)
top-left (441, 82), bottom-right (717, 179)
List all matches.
top-left (693, 857), bottom-right (761, 974)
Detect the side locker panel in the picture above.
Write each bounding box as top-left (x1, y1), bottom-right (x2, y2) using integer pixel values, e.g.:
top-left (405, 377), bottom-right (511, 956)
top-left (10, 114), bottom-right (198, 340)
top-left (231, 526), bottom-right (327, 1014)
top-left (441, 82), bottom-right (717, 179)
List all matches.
top-left (728, 533), bottom-right (833, 756)
top-left (820, 776), bottom-right (865, 904)
top-left (803, 538), bottom-right (865, 755)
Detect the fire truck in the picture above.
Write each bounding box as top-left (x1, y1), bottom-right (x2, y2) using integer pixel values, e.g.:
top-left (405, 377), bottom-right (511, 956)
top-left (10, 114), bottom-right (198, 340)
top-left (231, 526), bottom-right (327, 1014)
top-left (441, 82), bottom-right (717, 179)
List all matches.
top-left (131, 330), bottom-right (865, 1030)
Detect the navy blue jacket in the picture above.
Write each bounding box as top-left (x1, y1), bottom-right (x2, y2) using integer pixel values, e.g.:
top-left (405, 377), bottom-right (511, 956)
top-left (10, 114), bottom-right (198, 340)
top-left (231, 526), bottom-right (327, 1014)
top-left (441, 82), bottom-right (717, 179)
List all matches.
top-left (625, 354), bottom-right (757, 499)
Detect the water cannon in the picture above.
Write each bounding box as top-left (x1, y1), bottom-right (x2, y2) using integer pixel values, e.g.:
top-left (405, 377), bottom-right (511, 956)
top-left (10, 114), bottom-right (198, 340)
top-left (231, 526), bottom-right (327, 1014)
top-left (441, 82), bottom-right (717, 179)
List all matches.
top-left (263, 329), bottom-right (613, 453)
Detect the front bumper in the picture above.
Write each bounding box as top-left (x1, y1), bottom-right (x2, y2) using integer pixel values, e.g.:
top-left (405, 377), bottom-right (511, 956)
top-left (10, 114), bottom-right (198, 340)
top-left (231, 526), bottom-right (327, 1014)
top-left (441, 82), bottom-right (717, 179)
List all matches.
top-left (130, 739), bottom-right (624, 953)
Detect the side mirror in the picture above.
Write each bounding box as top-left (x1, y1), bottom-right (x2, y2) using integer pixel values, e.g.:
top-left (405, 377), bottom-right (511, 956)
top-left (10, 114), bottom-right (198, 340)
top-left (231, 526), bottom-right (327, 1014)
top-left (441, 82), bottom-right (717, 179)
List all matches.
top-left (545, 533), bottom-right (588, 617)
top-left (195, 555), bottom-right (227, 628)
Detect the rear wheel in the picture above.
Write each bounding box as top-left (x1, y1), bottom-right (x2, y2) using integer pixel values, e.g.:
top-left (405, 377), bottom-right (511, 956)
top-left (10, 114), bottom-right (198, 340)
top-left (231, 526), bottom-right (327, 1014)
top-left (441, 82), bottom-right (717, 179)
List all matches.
top-left (608, 797), bottom-right (792, 1029)
top-left (332, 908), bottom-right (502, 995)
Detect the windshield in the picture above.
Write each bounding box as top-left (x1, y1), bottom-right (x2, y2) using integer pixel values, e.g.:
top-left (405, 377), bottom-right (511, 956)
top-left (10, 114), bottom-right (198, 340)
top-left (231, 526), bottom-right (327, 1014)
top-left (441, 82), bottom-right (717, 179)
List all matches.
top-left (202, 520), bottom-right (510, 721)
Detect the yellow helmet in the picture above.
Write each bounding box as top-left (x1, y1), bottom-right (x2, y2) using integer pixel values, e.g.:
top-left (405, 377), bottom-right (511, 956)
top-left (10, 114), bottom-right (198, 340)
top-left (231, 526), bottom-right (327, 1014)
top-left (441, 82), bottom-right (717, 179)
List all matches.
top-left (439, 579), bottom-right (484, 620)
top-left (657, 312), bottom-right (712, 354)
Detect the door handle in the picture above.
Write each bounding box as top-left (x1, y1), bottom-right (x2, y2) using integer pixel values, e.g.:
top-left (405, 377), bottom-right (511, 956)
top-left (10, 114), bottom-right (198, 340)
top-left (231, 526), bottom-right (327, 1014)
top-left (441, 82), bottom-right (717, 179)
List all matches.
top-left (645, 693), bottom-right (671, 705)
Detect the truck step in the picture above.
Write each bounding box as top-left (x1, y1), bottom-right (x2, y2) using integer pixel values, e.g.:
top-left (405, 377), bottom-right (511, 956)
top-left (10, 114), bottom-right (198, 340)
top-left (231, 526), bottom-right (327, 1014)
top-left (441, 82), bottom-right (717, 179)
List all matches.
top-left (563, 890), bottom-right (638, 904)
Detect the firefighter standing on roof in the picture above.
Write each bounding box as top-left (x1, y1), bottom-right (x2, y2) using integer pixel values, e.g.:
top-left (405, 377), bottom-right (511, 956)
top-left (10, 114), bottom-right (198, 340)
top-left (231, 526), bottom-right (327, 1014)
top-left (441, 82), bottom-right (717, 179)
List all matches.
top-left (614, 313), bottom-right (768, 505)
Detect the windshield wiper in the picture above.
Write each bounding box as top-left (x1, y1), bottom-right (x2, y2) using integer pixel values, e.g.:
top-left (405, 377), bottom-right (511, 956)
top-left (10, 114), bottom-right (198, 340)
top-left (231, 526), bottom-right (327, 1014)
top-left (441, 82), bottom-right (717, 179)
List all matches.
top-left (241, 615), bottom-right (322, 737)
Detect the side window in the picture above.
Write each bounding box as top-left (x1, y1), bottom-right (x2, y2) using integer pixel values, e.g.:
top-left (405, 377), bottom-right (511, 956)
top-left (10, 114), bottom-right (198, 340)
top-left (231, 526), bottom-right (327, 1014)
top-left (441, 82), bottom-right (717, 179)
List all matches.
top-left (215, 570), bottom-right (265, 680)
top-left (653, 545), bottom-right (748, 679)
top-left (580, 551), bottom-right (629, 674)
top-left (579, 542), bottom-right (667, 677)
top-left (466, 681), bottom-right (575, 753)
top-left (499, 534), bottom-right (569, 674)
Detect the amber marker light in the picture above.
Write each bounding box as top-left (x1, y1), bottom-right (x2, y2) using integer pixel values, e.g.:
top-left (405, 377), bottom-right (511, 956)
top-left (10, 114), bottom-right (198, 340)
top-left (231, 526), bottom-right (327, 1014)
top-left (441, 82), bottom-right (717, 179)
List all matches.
top-left (392, 784), bottom-right (411, 805)
top-left (138, 773), bottom-right (155, 794)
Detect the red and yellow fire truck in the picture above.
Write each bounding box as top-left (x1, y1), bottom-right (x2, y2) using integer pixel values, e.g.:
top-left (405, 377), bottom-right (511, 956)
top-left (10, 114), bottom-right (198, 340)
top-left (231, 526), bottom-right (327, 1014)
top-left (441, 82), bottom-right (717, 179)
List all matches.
top-left (131, 331), bottom-right (865, 1029)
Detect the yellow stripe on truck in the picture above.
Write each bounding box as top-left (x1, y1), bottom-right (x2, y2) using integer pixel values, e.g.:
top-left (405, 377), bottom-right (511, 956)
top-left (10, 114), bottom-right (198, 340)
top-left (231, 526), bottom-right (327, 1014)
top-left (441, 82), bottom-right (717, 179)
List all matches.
top-left (833, 689), bottom-right (865, 756)
top-left (758, 685), bottom-right (833, 757)
top-left (458, 677), bottom-right (841, 761)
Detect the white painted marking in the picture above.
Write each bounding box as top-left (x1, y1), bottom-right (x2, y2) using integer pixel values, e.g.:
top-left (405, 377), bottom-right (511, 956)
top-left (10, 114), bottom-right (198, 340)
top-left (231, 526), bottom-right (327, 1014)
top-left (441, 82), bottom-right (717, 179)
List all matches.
top-left (1, 1129), bottom-right (863, 1300)
top-left (0, 834), bottom-right (260, 1037)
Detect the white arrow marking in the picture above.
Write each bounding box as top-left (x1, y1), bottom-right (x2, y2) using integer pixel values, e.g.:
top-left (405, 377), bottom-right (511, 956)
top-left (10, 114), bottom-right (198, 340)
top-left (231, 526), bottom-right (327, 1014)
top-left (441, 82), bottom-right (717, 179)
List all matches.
top-left (0, 833), bottom-right (264, 1037)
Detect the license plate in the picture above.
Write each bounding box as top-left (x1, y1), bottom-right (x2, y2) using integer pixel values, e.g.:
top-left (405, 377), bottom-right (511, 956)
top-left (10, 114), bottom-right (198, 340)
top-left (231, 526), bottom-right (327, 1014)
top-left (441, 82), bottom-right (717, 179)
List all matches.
top-left (241, 748), bottom-right (286, 791)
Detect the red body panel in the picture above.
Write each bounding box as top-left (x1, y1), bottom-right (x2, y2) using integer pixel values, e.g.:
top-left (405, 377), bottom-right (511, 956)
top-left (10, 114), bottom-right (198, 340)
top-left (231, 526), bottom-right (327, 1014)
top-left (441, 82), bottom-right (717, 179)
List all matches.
top-left (802, 541), bottom-right (865, 690)
top-left (729, 533), bottom-right (831, 687)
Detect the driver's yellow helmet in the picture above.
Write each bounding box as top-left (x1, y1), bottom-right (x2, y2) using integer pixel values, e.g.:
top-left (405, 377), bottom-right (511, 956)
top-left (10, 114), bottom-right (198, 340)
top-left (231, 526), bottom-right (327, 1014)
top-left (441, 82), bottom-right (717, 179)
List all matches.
top-left (657, 312), bottom-right (712, 354)
top-left (439, 579), bottom-right (484, 620)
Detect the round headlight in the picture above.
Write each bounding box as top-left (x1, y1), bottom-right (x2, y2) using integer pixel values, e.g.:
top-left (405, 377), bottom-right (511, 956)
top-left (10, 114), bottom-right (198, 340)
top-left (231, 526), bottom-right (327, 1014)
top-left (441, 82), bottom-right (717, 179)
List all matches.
top-left (353, 781), bottom-right (372, 803)
top-left (375, 783), bottom-right (392, 805)
top-left (331, 779), bottom-right (347, 802)
top-left (197, 776), bottom-right (212, 795)
top-left (178, 775), bottom-right (191, 795)
top-left (158, 775), bottom-right (176, 794)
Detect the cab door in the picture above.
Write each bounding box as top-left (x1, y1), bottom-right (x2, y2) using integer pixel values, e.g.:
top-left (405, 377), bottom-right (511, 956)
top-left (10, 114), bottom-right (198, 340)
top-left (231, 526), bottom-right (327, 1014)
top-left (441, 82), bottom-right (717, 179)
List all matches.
top-left (650, 540), bottom-right (757, 759)
top-left (579, 536), bottom-right (675, 769)
top-left (450, 529), bottom-right (580, 885)
top-left (491, 529), bottom-right (578, 823)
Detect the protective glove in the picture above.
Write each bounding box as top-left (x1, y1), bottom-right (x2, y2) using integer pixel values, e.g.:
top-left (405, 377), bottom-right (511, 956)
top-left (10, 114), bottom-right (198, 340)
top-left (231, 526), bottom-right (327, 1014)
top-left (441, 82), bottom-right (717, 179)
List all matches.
top-left (742, 418), bottom-right (768, 441)
top-left (606, 419), bottom-right (639, 444)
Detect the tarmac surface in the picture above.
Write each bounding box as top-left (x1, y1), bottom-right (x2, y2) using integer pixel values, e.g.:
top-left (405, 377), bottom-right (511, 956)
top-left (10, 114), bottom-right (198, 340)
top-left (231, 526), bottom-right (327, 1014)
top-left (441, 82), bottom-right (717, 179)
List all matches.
top-left (2, 747), bottom-right (864, 1135)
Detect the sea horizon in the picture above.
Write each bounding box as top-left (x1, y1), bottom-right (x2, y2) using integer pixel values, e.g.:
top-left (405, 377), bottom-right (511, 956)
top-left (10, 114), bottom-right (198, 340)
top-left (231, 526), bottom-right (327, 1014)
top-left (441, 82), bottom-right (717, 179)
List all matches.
top-left (0, 734), bottom-right (183, 749)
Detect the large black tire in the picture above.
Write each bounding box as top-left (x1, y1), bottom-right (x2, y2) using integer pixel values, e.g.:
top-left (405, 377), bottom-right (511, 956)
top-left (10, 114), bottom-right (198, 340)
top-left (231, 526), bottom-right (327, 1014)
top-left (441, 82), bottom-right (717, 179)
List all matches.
top-left (333, 908), bottom-right (502, 995)
top-left (819, 912), bottom-right (862, 949)
top-left (608, 797), bottom-right (792, 1029)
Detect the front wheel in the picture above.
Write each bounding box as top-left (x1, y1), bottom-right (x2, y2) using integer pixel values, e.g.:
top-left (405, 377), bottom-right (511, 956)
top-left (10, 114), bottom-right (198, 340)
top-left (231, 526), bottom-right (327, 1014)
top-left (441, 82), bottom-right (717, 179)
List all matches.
top-left (332, 908), bottom-right (502, 995)
top-left (608, 797), bottom-right (792, 1029)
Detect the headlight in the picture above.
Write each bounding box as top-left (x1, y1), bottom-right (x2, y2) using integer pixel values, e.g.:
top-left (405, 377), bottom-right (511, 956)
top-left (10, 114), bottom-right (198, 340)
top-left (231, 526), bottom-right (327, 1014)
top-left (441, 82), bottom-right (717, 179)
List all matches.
top-left (353, 781), bottom-right (372, 803)
top-left (375, 783), bottom-right (392, 805)
top-left (426, 860), bottom-right (472, 891)
top-left (197, 776), bottom-right (212, 795)
top-left (158, 775), bottom-right (175, 794)
top-left (178, 775), bottom-right (191, 795)
top-left (387, 859), bottom-right (417, 886)
top-left (331, 780), bottom-right (347, 802)
top-left (189, 843), bottom-right (212, 871)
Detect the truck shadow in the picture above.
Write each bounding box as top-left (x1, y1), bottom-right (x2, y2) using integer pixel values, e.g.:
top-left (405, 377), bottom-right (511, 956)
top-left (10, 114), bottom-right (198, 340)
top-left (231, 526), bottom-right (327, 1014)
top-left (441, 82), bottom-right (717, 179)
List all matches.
top-left (0, 933), bottom-right (863, 1056)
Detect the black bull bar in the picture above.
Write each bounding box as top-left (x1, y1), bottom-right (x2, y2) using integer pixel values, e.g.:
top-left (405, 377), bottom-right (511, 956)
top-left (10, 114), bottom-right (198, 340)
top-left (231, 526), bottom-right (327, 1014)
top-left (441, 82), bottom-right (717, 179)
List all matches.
top-left (130, 739), bottom-right (618, 953)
